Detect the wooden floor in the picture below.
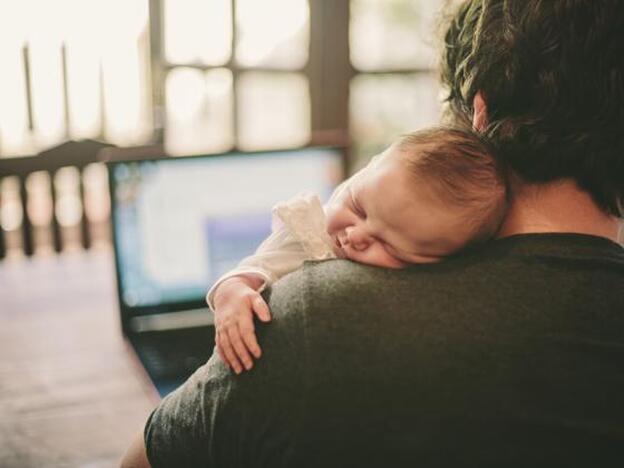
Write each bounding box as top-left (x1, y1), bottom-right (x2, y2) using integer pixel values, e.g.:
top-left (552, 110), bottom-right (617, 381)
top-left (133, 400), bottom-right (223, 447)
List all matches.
top-left (0, 250), bottom-right (158, 468)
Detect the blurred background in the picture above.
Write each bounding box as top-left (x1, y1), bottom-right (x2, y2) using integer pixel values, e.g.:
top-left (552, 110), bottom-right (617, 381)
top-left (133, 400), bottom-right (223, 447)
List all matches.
top-left (0, 0), bottom-right (620, 468)
top-left (0, 0), bottom-right (445, 259)
top-left (0, 0), bottom-right (449, 466)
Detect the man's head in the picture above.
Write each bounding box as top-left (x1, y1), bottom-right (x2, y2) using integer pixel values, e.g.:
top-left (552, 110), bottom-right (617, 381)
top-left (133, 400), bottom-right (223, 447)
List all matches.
top-left (440, 0), bottom-right (624, 217)
top-left (325, 127), bottom-right (506, 268)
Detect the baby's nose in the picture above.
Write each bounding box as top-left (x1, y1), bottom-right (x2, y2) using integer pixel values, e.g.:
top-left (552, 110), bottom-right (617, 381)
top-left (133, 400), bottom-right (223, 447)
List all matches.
top-left (345, 226), bottom-right (371, 251)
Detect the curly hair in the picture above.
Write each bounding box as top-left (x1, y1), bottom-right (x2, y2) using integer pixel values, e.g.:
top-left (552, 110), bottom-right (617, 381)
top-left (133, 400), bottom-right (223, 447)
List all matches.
top-left (440, 0), bottom-right (624, 217)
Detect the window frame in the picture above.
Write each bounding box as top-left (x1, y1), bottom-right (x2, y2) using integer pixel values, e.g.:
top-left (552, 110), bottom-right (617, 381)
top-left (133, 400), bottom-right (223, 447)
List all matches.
top-left (148, 0), bottom-right (352, 155)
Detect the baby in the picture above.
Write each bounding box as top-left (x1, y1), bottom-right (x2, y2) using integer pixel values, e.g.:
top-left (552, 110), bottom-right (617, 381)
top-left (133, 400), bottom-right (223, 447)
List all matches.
top-left (207, 126), bottom-right (507, 373)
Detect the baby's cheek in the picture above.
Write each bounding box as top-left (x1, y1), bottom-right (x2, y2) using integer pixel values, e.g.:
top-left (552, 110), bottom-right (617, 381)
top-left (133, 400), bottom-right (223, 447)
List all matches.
top-left (348, 243), bottom-right (404, 269)
top-left (325, 205), bottom-right (345, 235)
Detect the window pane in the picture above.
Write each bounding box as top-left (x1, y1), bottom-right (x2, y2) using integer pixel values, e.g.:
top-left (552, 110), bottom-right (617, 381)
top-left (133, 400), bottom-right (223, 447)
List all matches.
top-left (349, 73), bottom-right (442, 169)
top-left (164, 0), bottom-right (232, 66)
top-left (237, 72), bottom-right (310, 150)
top-left (236, 0), bottom-right (309, 69)
top-left (28, 27), bottom-right (66, 149)
top-left (350, 0), bottom-right (439, 71)
top-left (165, 67), bottom-right (234, 155)
top-left (100, 0), bottom-right (152, 146)
top-left (0, 0), bottom-right (151, 154)
top-left (0, 44), bottom-right (32, 156)
top-left (1, 0), bottom-right (68, 153)
top-left (101, 45), bottom-right (151, 146)
top-left (65, 45), bottom-right (101, 140)
top-left (62, 0), bottom-right (102, 140)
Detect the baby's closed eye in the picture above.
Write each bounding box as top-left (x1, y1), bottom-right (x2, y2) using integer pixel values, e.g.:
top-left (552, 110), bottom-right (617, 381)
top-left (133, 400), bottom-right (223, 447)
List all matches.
top-left (350, 191), bottom-right (366, 219)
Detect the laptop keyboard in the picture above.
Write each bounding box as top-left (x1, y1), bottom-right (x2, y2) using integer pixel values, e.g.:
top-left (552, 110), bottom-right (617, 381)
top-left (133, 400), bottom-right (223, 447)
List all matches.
top-left (131, 326), bottom-right (215, 381)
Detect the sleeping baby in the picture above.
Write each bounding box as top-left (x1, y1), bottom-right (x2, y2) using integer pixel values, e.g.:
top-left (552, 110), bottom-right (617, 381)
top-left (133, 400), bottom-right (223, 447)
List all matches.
top-left (206, 126), bottom-right (507, 373)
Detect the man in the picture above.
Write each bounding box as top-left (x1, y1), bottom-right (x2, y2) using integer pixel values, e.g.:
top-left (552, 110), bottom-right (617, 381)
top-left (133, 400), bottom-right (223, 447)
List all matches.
top-left (123, 1), bottom-right (624, 466)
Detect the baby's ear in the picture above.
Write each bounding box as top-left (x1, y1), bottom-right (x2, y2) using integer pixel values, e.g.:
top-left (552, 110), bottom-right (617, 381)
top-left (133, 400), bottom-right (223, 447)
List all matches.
top-left (472, 91), bottom-right (488, 132)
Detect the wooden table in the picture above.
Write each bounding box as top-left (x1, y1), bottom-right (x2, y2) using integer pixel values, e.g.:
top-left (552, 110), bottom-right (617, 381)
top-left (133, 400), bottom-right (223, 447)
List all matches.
top-left (0, 249), bottom-right (158, 467)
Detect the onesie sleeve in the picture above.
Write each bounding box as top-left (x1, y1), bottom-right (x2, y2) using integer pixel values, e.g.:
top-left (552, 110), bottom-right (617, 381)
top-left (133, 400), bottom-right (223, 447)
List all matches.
top-left (206, 193), bottom-right (335, 311)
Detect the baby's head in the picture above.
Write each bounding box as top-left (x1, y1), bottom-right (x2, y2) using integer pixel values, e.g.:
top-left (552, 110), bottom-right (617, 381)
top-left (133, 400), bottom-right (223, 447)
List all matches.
top-left (325, 126), bottom-right (507, 268)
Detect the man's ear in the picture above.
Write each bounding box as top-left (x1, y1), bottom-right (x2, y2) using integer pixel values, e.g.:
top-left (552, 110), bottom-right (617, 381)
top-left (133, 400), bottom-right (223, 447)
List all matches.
top-left (472, 91), bottom-right (488, 132)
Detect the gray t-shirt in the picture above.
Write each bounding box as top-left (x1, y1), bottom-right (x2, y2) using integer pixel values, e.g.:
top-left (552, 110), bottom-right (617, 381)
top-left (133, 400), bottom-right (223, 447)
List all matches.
top-left (145, 233), bottom-right (624, 467)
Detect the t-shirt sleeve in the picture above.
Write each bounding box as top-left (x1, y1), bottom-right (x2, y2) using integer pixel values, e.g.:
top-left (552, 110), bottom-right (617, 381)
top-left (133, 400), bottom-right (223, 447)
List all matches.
top-left (144, 269), bottom-right (309, 468)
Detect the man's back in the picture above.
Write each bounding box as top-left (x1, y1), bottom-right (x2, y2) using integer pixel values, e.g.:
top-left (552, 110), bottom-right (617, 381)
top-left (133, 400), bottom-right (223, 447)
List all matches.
top-left (145, 233), bottom-right (624, 467)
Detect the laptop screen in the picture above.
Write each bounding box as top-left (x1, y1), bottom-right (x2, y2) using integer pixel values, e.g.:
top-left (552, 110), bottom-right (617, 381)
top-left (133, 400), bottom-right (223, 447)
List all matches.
top-left (109, 147), bottom-right (343, 315)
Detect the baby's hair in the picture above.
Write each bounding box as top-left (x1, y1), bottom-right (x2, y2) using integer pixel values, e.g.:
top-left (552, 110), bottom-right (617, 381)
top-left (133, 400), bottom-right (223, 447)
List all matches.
top-left (394, 126), bottom-right (507, 245)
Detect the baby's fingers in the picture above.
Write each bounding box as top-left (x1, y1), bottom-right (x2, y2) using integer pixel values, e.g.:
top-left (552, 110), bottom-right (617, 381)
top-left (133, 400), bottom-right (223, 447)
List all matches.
top-left (239, 315), bottom-right (262, 359)
top-left (217, 331), bottom-right (243, 374)
top-left (227, 327), bottom-right (254, 371)
top-left (251, 295), bottom-right (271, 322)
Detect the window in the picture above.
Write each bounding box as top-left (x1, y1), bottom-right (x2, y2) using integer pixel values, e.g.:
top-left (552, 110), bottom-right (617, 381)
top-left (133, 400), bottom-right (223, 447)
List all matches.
top-left (0, 0), bottom-right (152, 156)
top-left (0, 0), bottom-right (450, 257)
top-left (349, 0), bottom-right (443, 169)
top-left (160, 0), bottom-right (311, 155)
top-left (0, 0), bottom-right (444, 162)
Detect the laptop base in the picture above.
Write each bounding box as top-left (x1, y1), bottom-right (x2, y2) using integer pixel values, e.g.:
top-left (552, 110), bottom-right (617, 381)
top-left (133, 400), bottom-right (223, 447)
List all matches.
top-left (129, 326), bottom-right (215, 397)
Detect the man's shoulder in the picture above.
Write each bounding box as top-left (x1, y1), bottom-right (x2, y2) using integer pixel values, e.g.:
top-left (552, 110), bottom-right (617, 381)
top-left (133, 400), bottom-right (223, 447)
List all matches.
top-left (269, 259), bottom-right (404, 310)
top-left (275, 258), bottom-right (406, 292)
top-left (270, 256), bottom-right (481, 304)
top-left (267, 258), bottom-right (452, 329)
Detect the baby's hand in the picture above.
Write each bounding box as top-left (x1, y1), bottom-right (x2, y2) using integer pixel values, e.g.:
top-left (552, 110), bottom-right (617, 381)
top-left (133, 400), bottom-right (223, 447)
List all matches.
top-left (212, 276), bottom-right (271, 374)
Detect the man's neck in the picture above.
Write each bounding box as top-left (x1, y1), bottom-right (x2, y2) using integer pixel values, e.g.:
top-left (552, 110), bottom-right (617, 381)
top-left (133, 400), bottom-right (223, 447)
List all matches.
top-left (498, 178), bottom-right (620, 242)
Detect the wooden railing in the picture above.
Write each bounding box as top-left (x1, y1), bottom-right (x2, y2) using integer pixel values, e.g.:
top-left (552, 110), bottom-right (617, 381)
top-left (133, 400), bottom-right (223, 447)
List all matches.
top-left (0, 139), bottom-right (114, 259)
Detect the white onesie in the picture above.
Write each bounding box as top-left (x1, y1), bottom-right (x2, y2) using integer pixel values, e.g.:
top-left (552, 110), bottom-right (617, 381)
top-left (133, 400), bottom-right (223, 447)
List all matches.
top-left (206, 193), bottom-right (337, 311)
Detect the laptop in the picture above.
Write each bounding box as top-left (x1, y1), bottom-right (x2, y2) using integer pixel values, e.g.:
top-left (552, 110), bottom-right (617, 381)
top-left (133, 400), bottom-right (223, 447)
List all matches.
top-left (106, 146), bottom-right (345, 396)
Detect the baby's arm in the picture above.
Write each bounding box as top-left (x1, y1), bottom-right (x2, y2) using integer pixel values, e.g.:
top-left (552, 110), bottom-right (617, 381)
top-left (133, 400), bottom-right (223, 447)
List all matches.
top-left (207, 194), bottom-right (334, 373)
top-left (210, 274), bottom-right (270, 374)
top-left (205, 220), bottom-right (321, 312)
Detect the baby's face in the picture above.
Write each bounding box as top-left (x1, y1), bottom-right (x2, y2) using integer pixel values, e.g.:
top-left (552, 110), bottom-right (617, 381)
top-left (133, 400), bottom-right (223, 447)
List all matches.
top-left (325, 147), bottom-right (468, 268)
